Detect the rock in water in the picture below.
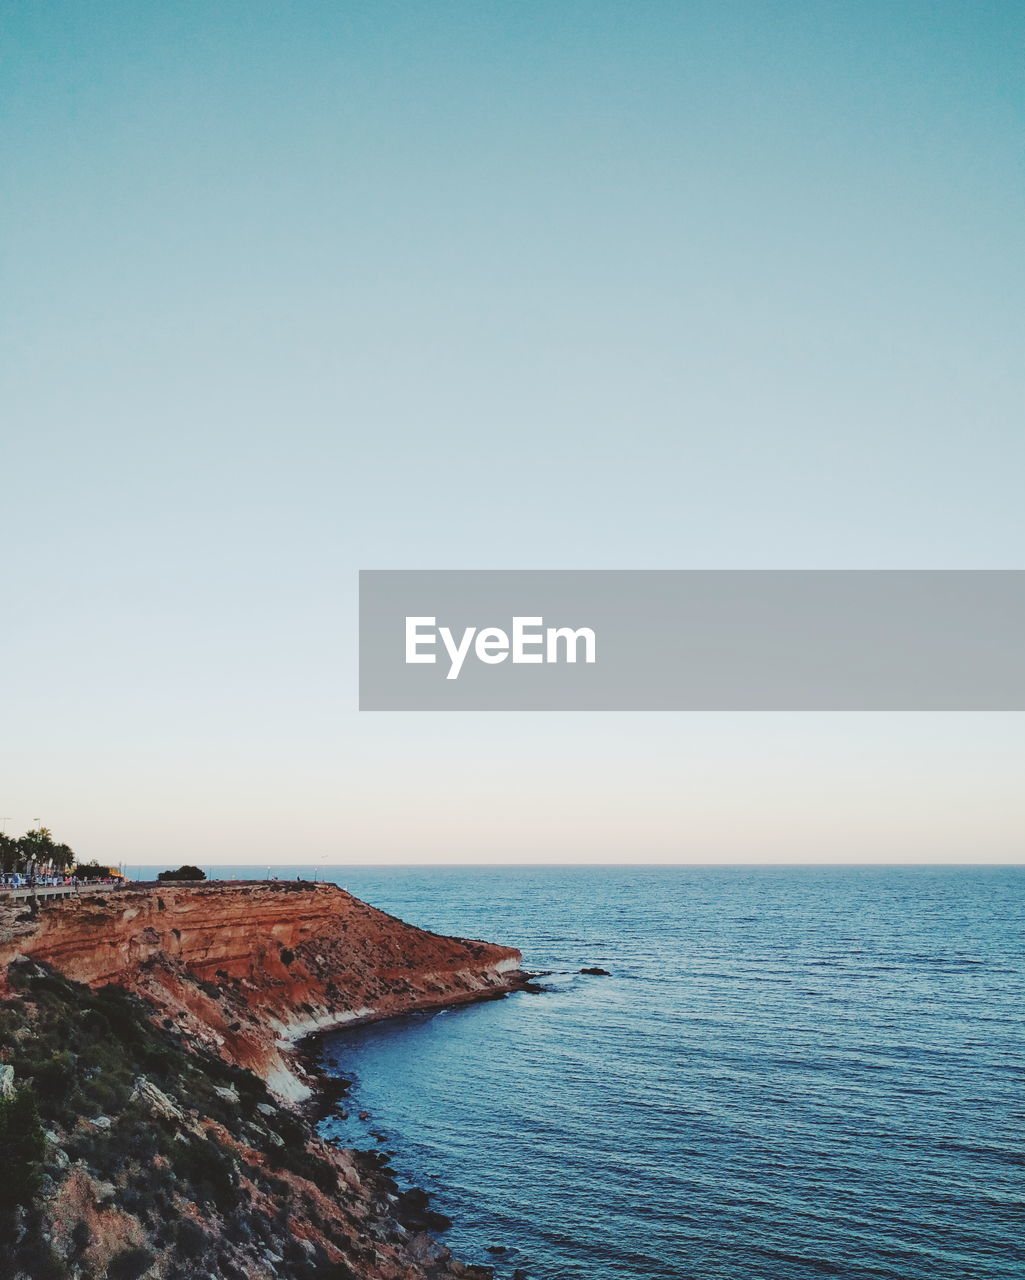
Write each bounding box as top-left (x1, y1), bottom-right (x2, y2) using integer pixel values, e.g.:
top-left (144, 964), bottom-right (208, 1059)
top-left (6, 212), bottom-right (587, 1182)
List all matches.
top-left (395, 1187), bottom-right (454, 1232)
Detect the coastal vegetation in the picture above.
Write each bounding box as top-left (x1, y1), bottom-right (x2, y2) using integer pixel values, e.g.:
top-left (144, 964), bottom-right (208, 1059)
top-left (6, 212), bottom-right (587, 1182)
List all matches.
top-left (0, 829), bottom-right (76, 877)
top-left (155, 865), bottom-right (206, 883)
top-left (0, 881), bottom-right (518, 1279)
top-left (0, 960), bottom-right (359, 1279)
top-left (0, 830), bottom-right (123, 885)
top-left (0, 1085), bottom-right (45, 1213)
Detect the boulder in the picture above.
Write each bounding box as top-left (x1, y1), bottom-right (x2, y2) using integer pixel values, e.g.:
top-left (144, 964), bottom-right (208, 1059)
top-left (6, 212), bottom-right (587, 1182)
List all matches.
top-left (92, 1179), bottom-right (117, 1207)
top-left (43, 1132), bottom-right (70, 1172)
top-left (131, 1076), bottom-right (185, 1124)
top-left (406, 1231), bottom-right (451, 1265)
top-left (394, 1187), bottom-right (453, 1232)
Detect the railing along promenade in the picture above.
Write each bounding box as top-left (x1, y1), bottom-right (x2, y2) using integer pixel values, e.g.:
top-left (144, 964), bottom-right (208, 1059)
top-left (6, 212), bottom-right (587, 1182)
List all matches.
top-left (0, 882), bottom-right (131, 903)
top-left (0, 879), bottom-right (318, 904)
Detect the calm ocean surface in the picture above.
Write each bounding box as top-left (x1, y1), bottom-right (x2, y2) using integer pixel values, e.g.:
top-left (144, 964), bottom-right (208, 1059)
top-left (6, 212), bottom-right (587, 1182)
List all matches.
top-left (228, 866), bottom-right (1024, 1280)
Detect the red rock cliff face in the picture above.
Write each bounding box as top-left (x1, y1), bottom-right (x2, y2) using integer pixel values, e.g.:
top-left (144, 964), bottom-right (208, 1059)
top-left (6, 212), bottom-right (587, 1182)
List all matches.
top-left (0, 881), bottom-right (522, 1099)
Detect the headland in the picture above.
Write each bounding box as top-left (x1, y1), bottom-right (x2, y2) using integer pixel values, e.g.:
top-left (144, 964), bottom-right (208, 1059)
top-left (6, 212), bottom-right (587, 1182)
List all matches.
top-left (0, 879), bottom-right (526, 1279)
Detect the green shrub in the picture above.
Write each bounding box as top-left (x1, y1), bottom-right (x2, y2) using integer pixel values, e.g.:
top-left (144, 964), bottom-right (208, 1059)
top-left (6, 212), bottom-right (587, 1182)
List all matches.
top-left (107, 1246), bottom-right (155, 1280)
top-left (72, 861), bottom-right (113, 879)
top-left (175, 1135), bottom-right (240, 1213)
top-left (174, 1218), bottom-right (208, 1259)
top-left (31, 1050), bottom-right (75, 1103)
top-left (0, 1087), bottom-right (45, 1210)
top-left (70, 1221), bottom-right (91, 1257)
top-left (6, 1234), bottom-right (69, 1280)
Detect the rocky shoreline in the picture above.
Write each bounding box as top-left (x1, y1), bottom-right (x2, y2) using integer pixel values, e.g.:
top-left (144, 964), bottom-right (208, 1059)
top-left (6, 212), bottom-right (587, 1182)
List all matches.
top-left (0, 880), bottom-right (529, 1279)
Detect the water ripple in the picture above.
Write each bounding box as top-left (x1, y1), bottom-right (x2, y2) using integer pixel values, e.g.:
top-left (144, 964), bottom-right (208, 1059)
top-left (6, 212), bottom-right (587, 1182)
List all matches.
top-left (310, 865), bottom-right (1025, 1280)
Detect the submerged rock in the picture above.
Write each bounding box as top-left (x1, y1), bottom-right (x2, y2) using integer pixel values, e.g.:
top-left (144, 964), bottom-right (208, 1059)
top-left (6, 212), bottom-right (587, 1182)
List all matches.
top-left (395, 1187), bottom-right (454, 1232)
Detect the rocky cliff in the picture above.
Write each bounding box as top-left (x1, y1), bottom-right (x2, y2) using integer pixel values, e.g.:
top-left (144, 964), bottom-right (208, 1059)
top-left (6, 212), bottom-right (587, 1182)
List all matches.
top-left (0, 881), bottom-right (526, 1280)
top-left (0, 880), bottom-right (523, 1100)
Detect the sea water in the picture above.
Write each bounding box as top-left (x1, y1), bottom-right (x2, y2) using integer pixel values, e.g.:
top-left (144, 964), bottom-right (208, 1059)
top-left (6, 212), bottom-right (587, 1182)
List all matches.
top-left (219, 865), bottom-right (1025, 1280)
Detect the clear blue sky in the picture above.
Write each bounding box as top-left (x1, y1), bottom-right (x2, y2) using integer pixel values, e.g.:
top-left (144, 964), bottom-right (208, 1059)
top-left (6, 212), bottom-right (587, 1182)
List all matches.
top-left (3, 2), bottom-right (1023, 864)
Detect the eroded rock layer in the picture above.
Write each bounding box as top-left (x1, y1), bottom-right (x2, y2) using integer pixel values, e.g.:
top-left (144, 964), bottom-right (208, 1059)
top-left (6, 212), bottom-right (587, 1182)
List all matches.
top-left (0, 880), bottom-right (522, 1099)
top-left (0, 881), bottom-right (525, 1280)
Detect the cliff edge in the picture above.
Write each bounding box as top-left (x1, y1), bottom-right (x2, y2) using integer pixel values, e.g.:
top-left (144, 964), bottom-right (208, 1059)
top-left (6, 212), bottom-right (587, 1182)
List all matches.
top-left (0, 880), bottom-right (523, 1100)
top-left (0, 881), bottom-right (526, 1280)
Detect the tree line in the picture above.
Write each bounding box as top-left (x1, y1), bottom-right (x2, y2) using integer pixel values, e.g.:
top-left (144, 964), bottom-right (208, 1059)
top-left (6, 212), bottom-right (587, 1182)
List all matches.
top-left (0, 828), bottom-right (115, 880)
